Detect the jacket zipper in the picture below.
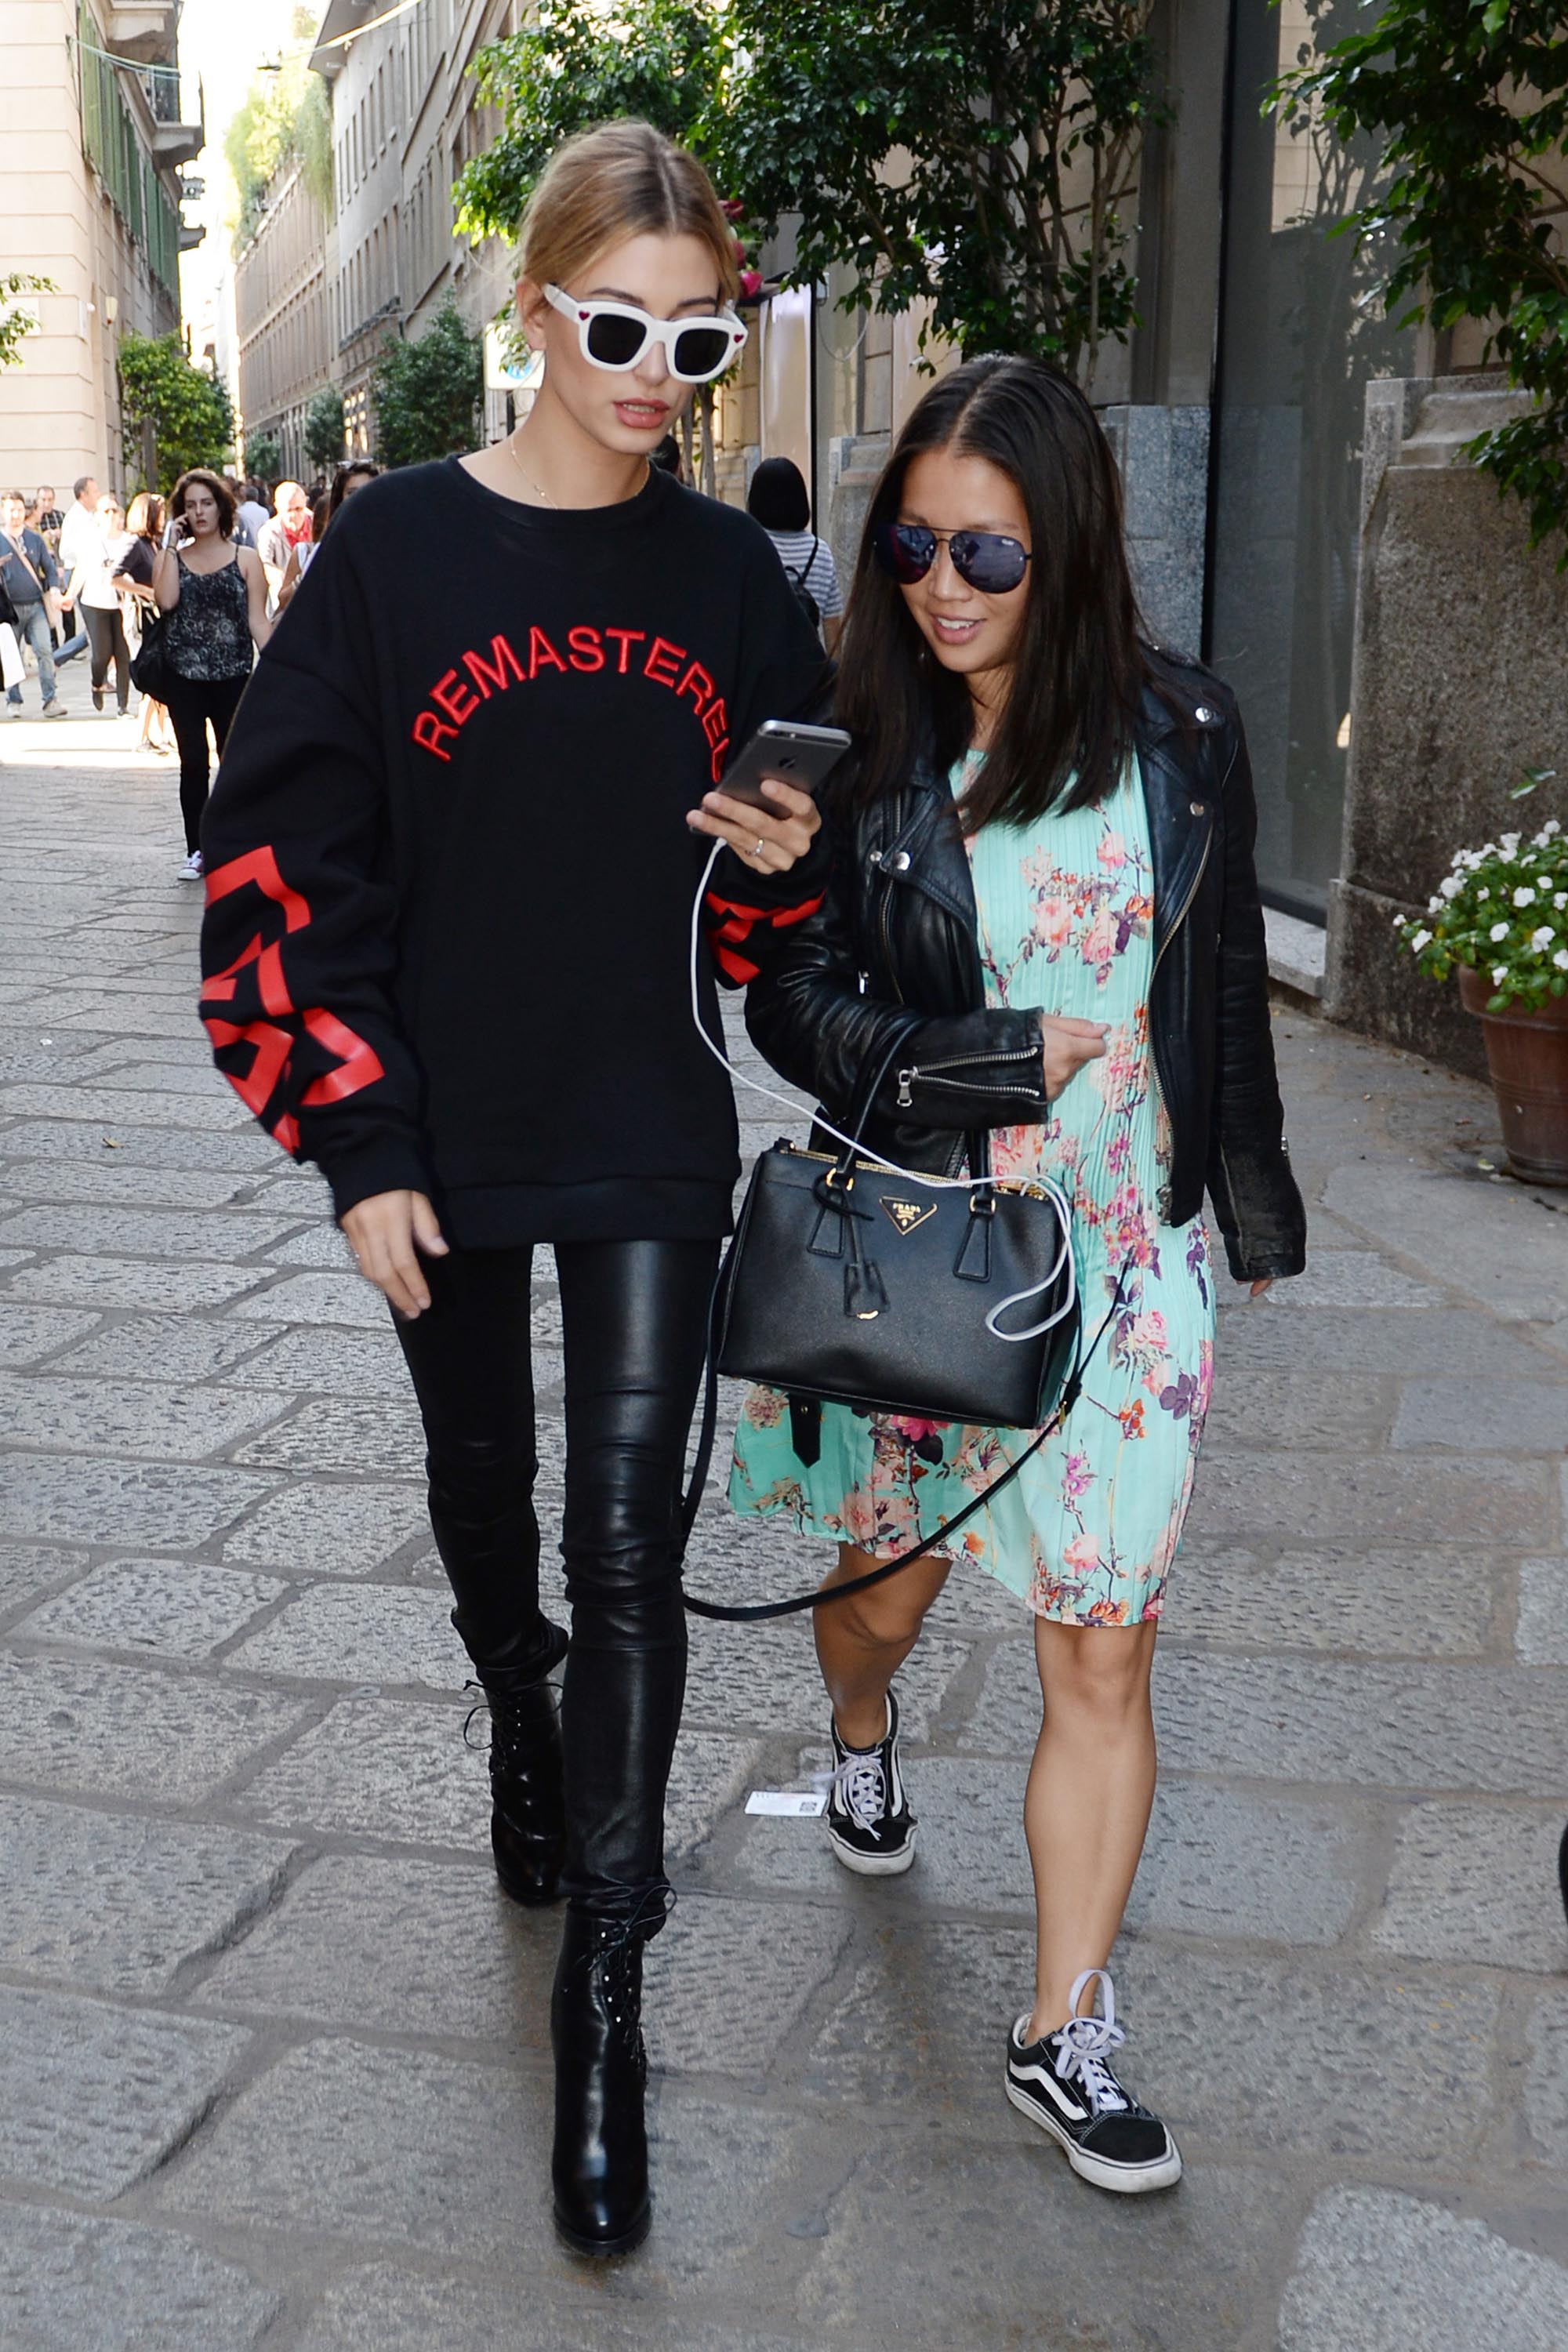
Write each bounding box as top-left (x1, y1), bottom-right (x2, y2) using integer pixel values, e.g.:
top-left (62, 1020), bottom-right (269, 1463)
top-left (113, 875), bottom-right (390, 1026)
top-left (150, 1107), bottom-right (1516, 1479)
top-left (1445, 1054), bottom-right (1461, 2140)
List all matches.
top-left (895, 1047), bottom-right (1040, 1109)
top-left (1151, 828), bottom-right (1211, 983)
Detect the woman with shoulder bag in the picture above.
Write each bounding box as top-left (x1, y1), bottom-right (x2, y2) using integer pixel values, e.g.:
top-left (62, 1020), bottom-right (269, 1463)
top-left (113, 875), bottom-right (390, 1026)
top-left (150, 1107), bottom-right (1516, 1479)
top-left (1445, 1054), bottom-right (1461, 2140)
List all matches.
top-left (153, 469), bottom-right (271, 879)
top-left (196, 121), bottom-right (829, 2259)
top-left (730, 355), bottom-right (1305, 2197)
top-left (114, 493), bottom-right (173, 755)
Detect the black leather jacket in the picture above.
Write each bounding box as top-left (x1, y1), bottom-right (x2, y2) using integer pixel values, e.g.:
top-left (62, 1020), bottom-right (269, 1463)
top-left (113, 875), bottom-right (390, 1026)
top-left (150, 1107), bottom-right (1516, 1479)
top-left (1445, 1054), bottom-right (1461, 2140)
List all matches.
top-left (744, 649), bottom-right (1306, 1283)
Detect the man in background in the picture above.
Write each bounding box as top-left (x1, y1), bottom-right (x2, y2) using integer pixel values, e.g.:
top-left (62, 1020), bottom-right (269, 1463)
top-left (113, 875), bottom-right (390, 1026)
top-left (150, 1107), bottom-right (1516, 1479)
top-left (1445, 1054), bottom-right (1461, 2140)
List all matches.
top-left (54, 475), bottom-right (101, 665)
top-left (237, 480), bottom-right (270, 544)
top-left (256, 480), bottom-right (310, 601)
top-left (1, 489), bottom-right (65, 717)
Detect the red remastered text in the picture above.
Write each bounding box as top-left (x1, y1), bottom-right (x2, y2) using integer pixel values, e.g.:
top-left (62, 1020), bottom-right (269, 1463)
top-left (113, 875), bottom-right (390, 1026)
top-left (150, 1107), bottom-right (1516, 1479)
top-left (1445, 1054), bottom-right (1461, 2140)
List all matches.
top-left (410, 626), bottom-right (729, 779)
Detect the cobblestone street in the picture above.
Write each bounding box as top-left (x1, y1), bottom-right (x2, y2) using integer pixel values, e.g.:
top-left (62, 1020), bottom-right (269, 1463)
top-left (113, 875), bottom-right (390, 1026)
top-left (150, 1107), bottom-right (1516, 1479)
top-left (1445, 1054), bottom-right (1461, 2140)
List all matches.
top-left (2, 676), bottom-right (1568, 2350)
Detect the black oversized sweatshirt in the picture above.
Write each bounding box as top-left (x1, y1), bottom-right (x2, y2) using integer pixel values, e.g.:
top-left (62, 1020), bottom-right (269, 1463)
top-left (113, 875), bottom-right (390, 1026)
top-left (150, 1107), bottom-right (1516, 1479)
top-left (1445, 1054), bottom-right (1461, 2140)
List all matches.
top-left (198, 458), bottom-right (832, 1244)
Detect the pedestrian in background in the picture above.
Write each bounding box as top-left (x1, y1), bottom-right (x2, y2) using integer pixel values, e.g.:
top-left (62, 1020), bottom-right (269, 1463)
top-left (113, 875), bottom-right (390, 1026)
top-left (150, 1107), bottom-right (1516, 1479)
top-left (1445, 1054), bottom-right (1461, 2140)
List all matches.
top-left (66, 492), bottom-right (133, 716)
top-left (746, 455), bottom-right (844, 652)
top-left (256, 480), bottom-right (310, 601)
top-left (0, 488), bottom-right (66, 718)
top-left (197, 118), bottom-right (826, 2262)
top-left (225, 478), bottom-right (259, 551)
top-left (328, 457), bottom-right (380, 515)
top-left (153, 468), bottom-right (270, 880)
top-left (31, 486), bottom-right (63, 543)
top-left (731, 354), bottom-right (1305, 2198)
top-left (114, 492), bottom-right (173, 755)
top-left (53, 474), bottom-right (99, 665)
top-left (277, 490), bottom-right (331, 608)
top-left (236, 480), bottom-right (270, 545)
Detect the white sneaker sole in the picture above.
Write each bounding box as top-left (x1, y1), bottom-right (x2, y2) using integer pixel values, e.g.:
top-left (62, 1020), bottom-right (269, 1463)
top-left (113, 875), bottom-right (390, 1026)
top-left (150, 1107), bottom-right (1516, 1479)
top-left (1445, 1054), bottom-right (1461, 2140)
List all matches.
top-left (826, 1820), bottom-right (917, 1876)
top-left (1005, 2076), bottom-right (1184, 2194)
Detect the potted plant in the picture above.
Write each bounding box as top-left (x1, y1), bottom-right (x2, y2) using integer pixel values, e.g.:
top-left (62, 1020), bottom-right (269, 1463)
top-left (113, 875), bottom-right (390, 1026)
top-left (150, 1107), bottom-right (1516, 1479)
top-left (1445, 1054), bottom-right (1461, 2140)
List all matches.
top-left (1397, 788), bottom-right (1568, 1184)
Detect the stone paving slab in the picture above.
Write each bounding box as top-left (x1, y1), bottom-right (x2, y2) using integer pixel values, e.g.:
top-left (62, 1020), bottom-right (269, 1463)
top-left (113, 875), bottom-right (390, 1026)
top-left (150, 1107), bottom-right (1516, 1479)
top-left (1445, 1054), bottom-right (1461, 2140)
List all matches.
top-left (220, 1479), bottom-right (429, 1576)
top-left (0, 1370), bottom-right (292, 1461)
top-left (294, 2268), bottom-right (825, 2352)
top-left (0, 1118), bottom-right (282, 1174)
top-left (0, 1541), bottom-right (90, 1621)
top-left (0, 1203), bottom-right (301, 1259)
top-left (3, 1254), bottom-right (273, 1312)
top-left (0, 1984), bottom-right (249, 2199)
top-left (45, 1312), bottom-right (274, 1384)
top-left (231, 1394), bottom-right (430, 1475)
top-left (227, 1581), bottom-right (466, 1687)
top-left (0, 1303), bottom-right (99, 1366)
top-left (0, 2202), bottom-right (280, 2352)
top-left (1515, 1557), bottom-right (1568, 1664)
top-left (0, 1452), bottom-right (278, 1548)
top-left (0, 1792), bottom-right (297, 1995)
top-left (0, 1652), bottom-right (307, 1806)
top-left (1372, 1801), bottom-right (1568, 1973)
top-left (1160, 1541), bottom-right (1498, 1657)
top-left (1277, 2185), bottom-right (1568, 2352)
top-left (11, 1558), bottom-right (288, 1661)
top-left (224, 1271), bottom-right (392, 1328)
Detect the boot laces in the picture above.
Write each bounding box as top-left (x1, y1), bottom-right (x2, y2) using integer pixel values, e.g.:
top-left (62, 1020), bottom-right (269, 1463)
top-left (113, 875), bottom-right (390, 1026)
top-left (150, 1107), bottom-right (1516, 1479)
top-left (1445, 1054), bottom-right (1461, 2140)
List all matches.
top-left (1049, 1968), bottom-right (1130, 2115)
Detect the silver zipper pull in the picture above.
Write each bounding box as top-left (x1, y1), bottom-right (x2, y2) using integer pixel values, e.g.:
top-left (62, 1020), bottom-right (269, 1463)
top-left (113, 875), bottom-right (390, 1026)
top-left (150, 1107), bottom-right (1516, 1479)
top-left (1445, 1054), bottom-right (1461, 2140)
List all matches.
top-left (896, 1067), bottom-right (915, 1108)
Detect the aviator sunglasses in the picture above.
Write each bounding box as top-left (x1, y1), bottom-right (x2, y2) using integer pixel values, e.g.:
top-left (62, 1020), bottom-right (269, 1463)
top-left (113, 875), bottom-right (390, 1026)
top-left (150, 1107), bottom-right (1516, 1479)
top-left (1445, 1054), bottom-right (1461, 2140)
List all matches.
top-left (543, 284), bottom-right (747, 384)
top-left (873, 520), bottom-right (1033, 594)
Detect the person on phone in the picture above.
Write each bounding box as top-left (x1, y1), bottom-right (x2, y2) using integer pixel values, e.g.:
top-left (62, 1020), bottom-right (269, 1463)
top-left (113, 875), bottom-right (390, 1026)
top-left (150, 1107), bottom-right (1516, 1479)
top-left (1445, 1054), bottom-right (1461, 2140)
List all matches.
top-left (196, 119), bottom-right (829, 2259)
top-left (730, 356), bottom-right (1305, 2197)
top-left (153, 470), bottom-right (270, 880)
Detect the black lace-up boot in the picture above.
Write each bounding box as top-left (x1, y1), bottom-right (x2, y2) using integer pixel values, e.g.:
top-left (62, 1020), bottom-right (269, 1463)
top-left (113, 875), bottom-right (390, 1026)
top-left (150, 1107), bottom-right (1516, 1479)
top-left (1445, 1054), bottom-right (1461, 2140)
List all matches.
top-left (475, 1619), bottom-right (570, 1907)
top-left (550, 1899), bottom-right (666, 2256)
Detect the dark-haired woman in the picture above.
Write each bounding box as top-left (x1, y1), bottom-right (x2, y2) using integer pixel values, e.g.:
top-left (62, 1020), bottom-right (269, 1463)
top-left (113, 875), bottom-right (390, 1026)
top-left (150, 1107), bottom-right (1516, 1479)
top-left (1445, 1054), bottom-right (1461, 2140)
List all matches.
top-left (153, 468), bottom-right (270, 879)
top-left (747, 455), bottom-right (844, 652)
top-left (278, 463), bottom-right (383, 608)
top-left (731, 356), bottom-right (1305, 2195)
top-left (196, 122), bottom-right (827, 2258)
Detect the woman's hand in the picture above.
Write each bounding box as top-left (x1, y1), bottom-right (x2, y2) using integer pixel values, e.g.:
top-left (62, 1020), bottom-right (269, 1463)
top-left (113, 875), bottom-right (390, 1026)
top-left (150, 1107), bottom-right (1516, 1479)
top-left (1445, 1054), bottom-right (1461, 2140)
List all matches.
top-left (1040, 1014), bottom-right (1109, 1100)
top-left (686, 776), bottom-right (822, 876)
top-left (340, 1190), bottom-right (448, 1319)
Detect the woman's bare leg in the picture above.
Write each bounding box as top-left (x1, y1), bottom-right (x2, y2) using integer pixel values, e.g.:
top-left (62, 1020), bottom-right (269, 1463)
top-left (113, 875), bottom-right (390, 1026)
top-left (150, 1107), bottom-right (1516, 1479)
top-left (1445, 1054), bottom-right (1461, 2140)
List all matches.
top-left (1023, 1614), bottom-right (1158, 2037)
top-left (814, 1541), bottom-right (950, 1748)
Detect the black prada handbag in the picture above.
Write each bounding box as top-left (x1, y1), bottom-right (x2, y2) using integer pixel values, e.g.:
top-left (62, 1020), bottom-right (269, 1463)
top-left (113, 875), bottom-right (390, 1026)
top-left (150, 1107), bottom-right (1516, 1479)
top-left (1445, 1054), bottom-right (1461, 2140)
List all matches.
top-left (129, 608), bottom-right (173, 701)
top-left (680, 1037), bottom-right (1122, 1624)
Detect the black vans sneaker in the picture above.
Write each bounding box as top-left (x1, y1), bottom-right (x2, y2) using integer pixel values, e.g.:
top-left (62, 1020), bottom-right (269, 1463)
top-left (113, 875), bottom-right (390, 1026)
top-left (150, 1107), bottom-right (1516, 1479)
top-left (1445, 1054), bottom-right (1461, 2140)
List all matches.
top-left (1006, 1968), bottom-right (1181, 2194)
top-left (818, 1688), bottom-right (916, 1875)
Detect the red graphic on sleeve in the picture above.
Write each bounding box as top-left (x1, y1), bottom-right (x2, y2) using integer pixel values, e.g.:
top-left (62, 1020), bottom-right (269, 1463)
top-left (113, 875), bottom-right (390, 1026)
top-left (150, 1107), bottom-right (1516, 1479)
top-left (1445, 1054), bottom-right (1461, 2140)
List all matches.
top-left (200, 844), bottom-right (385, 1155)
top-left (409, 624), bottom-right (730, 779)
top-left (702, 887), bottom-right (825, 985)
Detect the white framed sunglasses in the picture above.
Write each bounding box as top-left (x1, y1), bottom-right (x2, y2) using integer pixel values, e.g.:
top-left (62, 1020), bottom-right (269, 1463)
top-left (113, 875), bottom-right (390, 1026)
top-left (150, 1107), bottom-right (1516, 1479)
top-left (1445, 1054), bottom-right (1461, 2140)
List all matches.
top-left (543, 283), bottom-right (747, 384)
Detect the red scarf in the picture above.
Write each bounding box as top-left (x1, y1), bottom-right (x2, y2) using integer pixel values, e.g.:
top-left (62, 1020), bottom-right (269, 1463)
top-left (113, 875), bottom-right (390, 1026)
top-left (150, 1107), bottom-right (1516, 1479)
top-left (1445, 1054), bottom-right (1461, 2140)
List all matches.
top-left (281, 512), bottom-right (313, 550)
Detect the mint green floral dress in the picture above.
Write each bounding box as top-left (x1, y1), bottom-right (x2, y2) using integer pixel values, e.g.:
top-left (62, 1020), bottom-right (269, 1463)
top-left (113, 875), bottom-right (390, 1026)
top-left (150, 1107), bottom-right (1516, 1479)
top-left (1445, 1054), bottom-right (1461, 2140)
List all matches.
top-left (728, 753), bottom-right (1217, 1625)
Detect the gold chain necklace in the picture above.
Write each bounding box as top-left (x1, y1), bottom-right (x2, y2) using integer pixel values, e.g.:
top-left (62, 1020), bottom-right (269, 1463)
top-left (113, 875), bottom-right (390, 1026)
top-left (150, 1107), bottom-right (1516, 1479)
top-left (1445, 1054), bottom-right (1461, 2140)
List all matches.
top-left (503, 432), bottom-right (652, 510)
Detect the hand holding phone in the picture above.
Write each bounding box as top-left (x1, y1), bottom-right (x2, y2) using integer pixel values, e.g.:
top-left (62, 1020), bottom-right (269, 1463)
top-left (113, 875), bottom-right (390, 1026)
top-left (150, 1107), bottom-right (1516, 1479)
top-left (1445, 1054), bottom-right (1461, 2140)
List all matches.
top-left (687, 719), bottom-right (848, 875)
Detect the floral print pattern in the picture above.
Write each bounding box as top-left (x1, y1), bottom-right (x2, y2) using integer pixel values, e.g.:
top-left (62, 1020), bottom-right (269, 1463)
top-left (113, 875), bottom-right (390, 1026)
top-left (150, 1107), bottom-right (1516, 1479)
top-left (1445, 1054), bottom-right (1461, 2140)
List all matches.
top-left (728, 754), bottom-right (1217, 1625)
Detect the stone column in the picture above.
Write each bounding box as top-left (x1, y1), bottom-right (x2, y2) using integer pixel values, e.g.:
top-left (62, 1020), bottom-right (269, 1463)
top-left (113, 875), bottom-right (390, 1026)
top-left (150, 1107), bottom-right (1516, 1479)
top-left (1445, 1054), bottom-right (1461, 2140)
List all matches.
top-left (1326, 376), bottom-right (1568, 1076)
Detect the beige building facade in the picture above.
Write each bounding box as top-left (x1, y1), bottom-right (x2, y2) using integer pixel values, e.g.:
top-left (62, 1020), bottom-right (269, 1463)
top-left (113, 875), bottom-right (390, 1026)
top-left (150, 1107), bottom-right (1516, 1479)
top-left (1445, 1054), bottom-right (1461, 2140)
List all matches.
top-left (0, 0), bottom-right (199, 495)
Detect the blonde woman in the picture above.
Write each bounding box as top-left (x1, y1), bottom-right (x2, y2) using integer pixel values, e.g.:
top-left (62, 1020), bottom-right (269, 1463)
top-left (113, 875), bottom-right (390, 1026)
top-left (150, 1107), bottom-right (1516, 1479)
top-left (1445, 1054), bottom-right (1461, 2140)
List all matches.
top-left (198, 122), bottom-right (829, 2256)
top-left (114, 492), bottom-right (172, 753)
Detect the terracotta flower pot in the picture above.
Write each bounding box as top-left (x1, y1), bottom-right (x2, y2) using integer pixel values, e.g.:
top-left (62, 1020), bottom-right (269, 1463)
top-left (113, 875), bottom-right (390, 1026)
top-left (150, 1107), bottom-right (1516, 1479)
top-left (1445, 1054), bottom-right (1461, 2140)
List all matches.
top-left (1459, 966), bottom-right (1568, 1185)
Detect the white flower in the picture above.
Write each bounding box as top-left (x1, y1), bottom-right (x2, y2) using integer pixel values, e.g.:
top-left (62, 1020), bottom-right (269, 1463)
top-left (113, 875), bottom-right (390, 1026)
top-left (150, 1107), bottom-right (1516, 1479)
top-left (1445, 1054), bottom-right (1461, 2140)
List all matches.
top-left (1410, 927), bottom-right (1432, 953)
top-left (1490, 921), bottom-right (1509, 941)
top-left (1532, 927), bottom-right (1555, 951)
top-left (1501, 833), bottom-right (1521, 856)
top-left (1555, 894), bottom-right (1567, 910)
top-left (1540, 819), bottom-right (1562, 840)
top-left (1494, 965), bottom-right (1509, 985)
top-left (1439, 874), bottom-right (1463, 900)
top-left (1478, 887), bottom-right (1490, 901)
top-left (1556, 949), bottom-right (1568, 971)
top-left (1515, 886), bottom-right (1537, 906)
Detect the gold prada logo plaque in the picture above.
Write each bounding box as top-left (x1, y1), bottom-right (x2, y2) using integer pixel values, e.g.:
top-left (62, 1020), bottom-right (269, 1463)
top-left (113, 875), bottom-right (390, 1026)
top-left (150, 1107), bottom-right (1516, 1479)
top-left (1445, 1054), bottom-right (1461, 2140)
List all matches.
top-left (880, 1196), bottom-right (936, 1236)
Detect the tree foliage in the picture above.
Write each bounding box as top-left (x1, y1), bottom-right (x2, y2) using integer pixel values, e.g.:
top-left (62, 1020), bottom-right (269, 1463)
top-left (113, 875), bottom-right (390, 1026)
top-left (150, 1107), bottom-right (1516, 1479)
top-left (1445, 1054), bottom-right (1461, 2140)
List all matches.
top-left (245, 430), bottom-right (282, 483)
top-left (456, 0), bottom-right (716, 244)
top-left (305, 386), bottom-right (346, 472)
top-left (118, 332), bottom-right (234, 494)
top-left (714, 0), bottom-right (1164, 382)
top-left (225, 6), bottom-right (334, 254)
top-left (372, 301), bottom-right (483, 467)
top-left (457, 0), bottom-right (1164, 389)
top-left (0, 272), bottom-right (55, 372)
top-left (1276, 0), bottom-right (1568, 561)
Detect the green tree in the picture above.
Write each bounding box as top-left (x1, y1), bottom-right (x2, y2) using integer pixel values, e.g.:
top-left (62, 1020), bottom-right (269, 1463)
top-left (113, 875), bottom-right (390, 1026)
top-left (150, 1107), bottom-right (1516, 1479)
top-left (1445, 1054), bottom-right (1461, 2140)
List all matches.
top-left (1276, 0), bottom-right (1568, 561)
top-left (118, 332), bottom-right (234, 493)
top-left (371, 301), bottom-right (483, 467)
top-left (305, 386), bottom-right (346, 472)
top-left (0, 272), bottom-right (55, 372)
top-left (245, 430), bottom-right (283, 482)
top-left (225, 5), bottom-right (334, 254)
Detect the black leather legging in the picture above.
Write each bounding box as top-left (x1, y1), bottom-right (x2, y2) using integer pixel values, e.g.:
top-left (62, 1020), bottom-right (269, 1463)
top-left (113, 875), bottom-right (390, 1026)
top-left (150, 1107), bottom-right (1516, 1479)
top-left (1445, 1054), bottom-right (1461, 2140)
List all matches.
top-left (394, 1237), bottom-right (717, 1920)
top-left (84, 604), bottom-right (130, 710)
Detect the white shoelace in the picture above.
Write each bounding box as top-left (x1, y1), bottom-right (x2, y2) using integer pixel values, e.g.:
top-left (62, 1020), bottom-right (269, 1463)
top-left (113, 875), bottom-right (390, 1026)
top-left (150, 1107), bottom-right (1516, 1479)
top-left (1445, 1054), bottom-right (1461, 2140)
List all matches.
top-left (1048, 1967), bottom-right (1130, 2114)
top-left (813, 1747), bottom-right (887, 1830)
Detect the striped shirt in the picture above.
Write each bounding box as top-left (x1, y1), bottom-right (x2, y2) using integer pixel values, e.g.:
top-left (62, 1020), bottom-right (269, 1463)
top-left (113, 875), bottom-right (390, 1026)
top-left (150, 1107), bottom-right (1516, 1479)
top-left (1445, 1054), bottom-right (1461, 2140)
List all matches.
top-left (764, 528), bottom-right (844, 619)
